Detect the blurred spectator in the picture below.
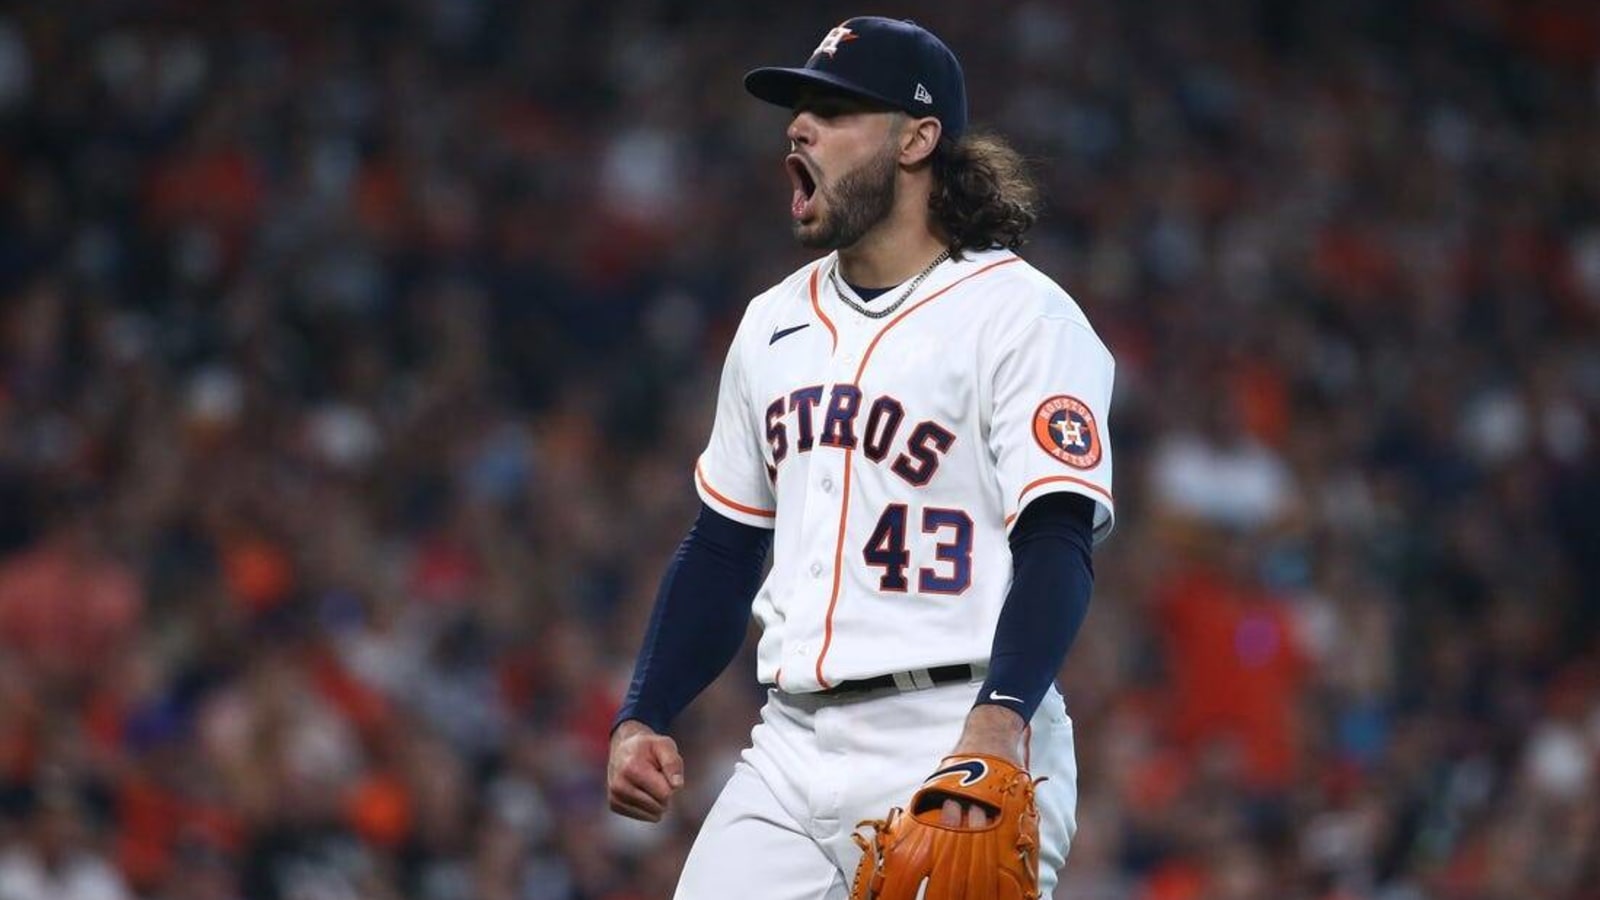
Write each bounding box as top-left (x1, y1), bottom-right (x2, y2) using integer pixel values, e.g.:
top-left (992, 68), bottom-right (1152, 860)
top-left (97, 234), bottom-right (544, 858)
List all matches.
top-left (0, 787), bottom-right (131, 900)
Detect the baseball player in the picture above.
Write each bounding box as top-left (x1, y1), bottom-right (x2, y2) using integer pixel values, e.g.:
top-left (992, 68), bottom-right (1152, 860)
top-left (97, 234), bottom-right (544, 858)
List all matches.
top-left (607, 17), bottom-right (1114, 898)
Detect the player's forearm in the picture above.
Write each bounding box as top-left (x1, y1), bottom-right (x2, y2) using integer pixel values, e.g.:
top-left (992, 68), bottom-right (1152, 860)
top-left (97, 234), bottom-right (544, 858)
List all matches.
top-left (614, 504), bottom-right (772, 734)
top-left (974, 493), bottom-right (1096, 721)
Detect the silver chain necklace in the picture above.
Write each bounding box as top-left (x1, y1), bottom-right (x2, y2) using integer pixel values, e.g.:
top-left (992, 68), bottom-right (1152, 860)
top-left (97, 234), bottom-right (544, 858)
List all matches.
top-left (828, 248), bottom-right (952, 319)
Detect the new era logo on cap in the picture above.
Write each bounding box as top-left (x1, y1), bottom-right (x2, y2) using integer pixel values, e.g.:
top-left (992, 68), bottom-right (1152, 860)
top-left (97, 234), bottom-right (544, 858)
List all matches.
top-left (914, 83), bottom-right (933, 104)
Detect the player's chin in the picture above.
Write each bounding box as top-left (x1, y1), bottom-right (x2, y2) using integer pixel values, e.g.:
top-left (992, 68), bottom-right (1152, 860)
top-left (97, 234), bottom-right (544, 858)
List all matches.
top-left (791, 208), bottom-right (832, 247)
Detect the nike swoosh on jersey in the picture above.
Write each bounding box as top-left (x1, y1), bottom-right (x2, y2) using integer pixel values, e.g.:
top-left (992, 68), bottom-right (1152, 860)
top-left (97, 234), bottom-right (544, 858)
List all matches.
top-left (769, 323), bottom-right (810, 344)
top-left (988, 690), bottom-right (1023, 704)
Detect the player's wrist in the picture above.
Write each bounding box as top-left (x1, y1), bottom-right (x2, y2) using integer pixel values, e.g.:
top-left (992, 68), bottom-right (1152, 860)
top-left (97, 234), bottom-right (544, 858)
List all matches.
top-left (966, 700), bottom-right (1026, 730)
top-left (950, 704), bottom-right (1027, 763)
top-left (611, 718), bottom-right (658, 744)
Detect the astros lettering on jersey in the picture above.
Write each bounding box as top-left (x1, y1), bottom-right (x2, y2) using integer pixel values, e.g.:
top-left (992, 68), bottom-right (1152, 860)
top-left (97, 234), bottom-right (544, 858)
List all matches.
top-left (695, 247), bottom-right (1115, 694)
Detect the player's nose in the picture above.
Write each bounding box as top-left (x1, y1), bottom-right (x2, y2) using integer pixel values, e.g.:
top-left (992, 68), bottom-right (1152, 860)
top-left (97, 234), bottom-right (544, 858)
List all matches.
top-left (786, 112), bottom-right (817, 147)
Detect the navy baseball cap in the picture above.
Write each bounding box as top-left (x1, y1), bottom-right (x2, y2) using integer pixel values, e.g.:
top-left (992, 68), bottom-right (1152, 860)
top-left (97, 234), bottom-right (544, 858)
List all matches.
top-left (745, 17), bottom-right (968, 139)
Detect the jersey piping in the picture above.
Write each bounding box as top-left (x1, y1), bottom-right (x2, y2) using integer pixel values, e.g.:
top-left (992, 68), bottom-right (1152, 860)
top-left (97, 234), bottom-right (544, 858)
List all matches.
top-left (809, 267), bottom-right (838, 352)
top-left (1003, 474), bottom-right (1115, 527)
top-left (697, 461), bottom-right (776, 519)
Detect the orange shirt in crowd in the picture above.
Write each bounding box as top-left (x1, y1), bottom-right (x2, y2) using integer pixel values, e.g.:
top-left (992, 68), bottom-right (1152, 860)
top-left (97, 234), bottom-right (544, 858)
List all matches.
top-left (1155, 565), bottom-right (1307, 791)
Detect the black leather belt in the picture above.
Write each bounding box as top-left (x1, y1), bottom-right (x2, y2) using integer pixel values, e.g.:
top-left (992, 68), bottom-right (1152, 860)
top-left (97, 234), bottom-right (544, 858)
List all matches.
top-left (817, 664), bottom-right (983, 697)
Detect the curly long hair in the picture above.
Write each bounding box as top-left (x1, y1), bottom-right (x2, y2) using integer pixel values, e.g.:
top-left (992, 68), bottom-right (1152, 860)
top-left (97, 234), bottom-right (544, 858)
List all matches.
top-left (928, 131), bottom-right (1039, 259)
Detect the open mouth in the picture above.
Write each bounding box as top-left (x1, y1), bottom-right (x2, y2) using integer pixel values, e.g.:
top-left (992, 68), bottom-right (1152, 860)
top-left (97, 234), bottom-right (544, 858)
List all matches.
top-left (786, 153), bottom-right (818, 219)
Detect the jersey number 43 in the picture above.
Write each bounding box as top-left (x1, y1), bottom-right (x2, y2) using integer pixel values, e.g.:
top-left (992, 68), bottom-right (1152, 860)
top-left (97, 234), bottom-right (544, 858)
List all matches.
top-left (862, 504), bottom-right (973, 595)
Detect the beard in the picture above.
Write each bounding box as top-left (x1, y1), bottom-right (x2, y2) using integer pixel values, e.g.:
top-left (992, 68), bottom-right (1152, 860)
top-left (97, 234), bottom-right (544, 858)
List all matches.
top-left (795, 143), bottom-right (898, 250)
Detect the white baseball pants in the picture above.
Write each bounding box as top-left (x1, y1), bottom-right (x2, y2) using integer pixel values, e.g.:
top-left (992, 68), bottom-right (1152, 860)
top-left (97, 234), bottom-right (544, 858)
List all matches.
top-left (673, 681), bottom-right (1079, 899)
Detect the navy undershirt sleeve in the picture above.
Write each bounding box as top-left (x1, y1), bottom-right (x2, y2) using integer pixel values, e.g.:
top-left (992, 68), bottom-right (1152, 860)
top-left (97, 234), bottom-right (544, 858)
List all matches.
top-left (614, 503), bottom-right (773, 735)
top-left (975, 492), bottom-right (1097, 721)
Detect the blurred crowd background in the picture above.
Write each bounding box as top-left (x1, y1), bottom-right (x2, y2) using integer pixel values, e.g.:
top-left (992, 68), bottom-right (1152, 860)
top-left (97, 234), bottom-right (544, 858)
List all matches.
top-left (0, 0), bottom-right (1596, 898)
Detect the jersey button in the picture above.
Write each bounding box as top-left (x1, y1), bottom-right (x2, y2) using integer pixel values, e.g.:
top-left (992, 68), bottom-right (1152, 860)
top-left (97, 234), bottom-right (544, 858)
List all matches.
top-left (821, 476), bottom-right (834, 492)
top-left (809, 561), bottom-right (823, 578)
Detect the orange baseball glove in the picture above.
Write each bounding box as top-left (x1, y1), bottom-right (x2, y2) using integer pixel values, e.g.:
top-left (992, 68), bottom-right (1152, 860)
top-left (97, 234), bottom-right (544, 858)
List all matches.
top-left (849, 754), bottom-right (1044, 900)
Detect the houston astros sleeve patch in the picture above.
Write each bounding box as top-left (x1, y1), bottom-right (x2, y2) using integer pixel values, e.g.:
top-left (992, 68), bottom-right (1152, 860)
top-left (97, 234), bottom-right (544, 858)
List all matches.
top-left (1032, 394), bottom-right (1102, 469)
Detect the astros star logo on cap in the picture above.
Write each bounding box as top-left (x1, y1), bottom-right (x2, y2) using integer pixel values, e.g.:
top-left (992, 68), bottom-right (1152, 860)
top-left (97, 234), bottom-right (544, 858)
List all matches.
top-left (812, 24), bottom-right (857, 58)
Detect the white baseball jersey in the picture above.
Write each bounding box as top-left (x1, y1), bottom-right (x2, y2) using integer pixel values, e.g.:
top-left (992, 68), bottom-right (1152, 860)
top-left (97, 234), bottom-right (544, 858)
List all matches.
top-left (695, 247), bottom-right (1115, 694)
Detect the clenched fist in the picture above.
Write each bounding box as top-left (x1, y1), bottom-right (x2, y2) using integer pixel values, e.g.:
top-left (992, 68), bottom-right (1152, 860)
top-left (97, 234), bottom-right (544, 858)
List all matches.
top-left (607, 720), bottom-right (685, 822)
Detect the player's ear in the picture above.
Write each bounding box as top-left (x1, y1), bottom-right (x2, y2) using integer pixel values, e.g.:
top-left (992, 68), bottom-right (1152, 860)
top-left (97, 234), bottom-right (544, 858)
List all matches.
top-left (898, 115), bottom-right (942, 166)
